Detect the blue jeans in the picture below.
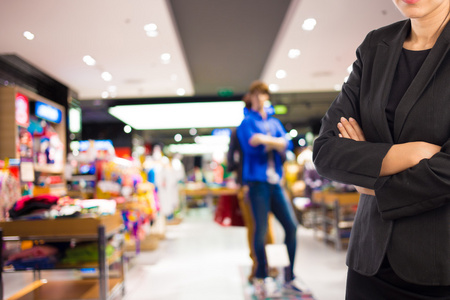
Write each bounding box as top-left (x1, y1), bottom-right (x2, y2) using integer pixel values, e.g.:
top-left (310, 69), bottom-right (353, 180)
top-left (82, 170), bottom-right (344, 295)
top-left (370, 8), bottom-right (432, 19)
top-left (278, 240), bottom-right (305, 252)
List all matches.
top-left (248, 181), bottom-right (298, 279)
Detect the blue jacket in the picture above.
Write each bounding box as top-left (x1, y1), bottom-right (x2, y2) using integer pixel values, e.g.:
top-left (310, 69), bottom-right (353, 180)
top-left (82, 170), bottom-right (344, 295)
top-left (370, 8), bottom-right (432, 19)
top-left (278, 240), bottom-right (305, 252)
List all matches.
top-left (237, 109), bottom-right (288, 183)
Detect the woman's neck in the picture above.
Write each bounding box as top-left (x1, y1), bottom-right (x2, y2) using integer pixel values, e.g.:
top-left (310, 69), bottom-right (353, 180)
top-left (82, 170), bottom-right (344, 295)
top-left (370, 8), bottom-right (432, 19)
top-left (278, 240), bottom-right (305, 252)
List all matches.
top-left (405, 8), bottom-right (450, 50)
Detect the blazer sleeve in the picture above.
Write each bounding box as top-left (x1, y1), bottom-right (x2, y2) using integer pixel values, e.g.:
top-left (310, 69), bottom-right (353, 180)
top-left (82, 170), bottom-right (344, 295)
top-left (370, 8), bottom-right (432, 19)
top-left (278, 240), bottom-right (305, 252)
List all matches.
top-left (375, 138), bottom-right (450, 220)
top-left (313, 32), bottom-right (392, 189)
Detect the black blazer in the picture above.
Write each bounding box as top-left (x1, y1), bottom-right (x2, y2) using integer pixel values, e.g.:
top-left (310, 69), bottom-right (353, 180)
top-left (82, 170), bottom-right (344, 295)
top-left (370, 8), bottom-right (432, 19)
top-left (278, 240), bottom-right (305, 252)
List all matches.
top-left (313, 19), bottom-right (450, 286)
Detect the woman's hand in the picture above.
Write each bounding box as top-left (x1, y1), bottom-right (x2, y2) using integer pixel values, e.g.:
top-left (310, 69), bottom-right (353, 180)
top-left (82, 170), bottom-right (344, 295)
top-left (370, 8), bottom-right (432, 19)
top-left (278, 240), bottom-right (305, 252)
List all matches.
top-left (337, 117), bottom-right (374, 195)
top-left (354, 185), bottom-right (375, 196)
top-left (337, 117), bottom-right (365, 141)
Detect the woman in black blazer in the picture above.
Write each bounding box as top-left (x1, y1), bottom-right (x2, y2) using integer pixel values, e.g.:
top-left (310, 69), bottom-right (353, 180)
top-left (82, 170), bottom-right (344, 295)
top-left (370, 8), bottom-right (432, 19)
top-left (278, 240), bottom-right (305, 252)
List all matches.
top-left (313, 0), bottom-right (450, 299)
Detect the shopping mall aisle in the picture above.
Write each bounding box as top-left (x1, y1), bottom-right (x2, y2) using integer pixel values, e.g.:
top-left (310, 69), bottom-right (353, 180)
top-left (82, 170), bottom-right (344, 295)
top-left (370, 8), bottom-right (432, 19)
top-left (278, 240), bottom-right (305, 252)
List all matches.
top-left (123, 207), bottom-right (348, 300)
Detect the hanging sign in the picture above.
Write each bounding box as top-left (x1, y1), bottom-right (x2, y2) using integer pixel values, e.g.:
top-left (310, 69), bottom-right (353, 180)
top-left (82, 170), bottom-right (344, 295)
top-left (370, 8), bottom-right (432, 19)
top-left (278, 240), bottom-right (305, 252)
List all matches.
top-left (15, 93), bottom-right (29, 127)
top-left (35, 101), bottom-right (62, 123)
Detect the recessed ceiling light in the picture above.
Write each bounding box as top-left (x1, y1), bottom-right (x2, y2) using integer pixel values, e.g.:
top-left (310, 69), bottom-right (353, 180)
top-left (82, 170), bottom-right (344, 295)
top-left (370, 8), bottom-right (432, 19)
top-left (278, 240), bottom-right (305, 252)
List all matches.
top-left (144, 23), bottom-right (157, 31)
top-left (23, 31), bottom-right (34, 40)
top-left (83, 55), bottom-right (96, 66)
top-left (302, 18), bottom-right (317, 31)
top-left (288, 49), bottom-right (301, 59)
top-left (176, 88), bottom-right (185, 96)
top-left (298, 138), bottom-right (306, 147)
top-left (101, 91), bottom-right (109, 98)
top-left (189, 128), bottom-right (197, 135)
top-left (269, 84), bottom-right (279, 92)
top-left (161, 53), bottom-right (171, 64)
top-left (276, 70), bottom-right (287, 79)
top-left (289, 129), bottom-right (298, 138)
top-left (144, 23), bottom-right (159, 37)
top-left (174, 134), bottom-right (182, 142)
top-left (101, 72), bottom-right (112, 81)
top-left (124, 125), bottom-right (132, 134)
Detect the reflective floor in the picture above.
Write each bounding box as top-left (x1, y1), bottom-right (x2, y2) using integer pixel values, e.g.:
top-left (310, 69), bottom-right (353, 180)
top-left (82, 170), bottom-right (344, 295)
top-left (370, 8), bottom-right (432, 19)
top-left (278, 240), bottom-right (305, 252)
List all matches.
top-left (3, 207), bottom-right (347, 300)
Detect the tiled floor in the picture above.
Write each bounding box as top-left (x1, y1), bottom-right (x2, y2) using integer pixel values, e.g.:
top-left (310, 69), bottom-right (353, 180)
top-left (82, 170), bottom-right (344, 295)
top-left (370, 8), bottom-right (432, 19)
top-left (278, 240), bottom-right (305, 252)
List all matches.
top-left (3, 207), bottom-right (348, 300)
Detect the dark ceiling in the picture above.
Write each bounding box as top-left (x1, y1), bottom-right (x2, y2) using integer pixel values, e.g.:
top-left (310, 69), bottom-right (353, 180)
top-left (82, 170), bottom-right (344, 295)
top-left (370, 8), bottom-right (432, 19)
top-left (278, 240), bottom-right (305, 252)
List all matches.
top-left (169, 0), bottom-right (291, 96)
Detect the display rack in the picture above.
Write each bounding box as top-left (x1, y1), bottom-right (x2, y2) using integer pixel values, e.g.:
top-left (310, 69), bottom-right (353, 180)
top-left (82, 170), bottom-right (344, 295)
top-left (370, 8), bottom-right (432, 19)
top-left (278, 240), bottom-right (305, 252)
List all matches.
top-left (311, 191), bottom-right (359, 250)
top-left (0, 213), bottom-right (125, 300)
top-left (0, 86), bottom-right (67, 197)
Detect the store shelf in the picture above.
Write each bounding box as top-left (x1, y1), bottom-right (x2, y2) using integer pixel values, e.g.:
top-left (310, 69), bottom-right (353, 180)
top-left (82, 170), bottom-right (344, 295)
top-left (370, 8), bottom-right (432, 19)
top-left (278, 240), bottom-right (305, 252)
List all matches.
top-left (0, 213), bottom-right (123, 241)
top-left (1, 214), bottom-right (125, 300)
top-left (7, 278), bottom-right (123, 300)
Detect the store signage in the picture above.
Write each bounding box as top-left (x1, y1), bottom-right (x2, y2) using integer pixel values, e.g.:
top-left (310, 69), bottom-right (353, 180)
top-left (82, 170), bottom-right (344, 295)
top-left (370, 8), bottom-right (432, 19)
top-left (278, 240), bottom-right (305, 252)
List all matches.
top-left (211, 128), bottom-right (231, 137)
top-left (15, 93), bottom-right (29, 127)
top-left (35, 101), bottom-right (62, 123)
top-left (78, 140), bottom-right (114, 151)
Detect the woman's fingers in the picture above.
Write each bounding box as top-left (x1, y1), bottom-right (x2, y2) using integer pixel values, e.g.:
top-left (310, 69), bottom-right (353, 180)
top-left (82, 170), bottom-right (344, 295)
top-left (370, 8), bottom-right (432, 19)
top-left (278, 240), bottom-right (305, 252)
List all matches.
top-left (338, 117), bottom-right (366, 141)
top-left (337, 122), bottom-right (350, 138)
top-left (348, 117), bottom-right (366, 141)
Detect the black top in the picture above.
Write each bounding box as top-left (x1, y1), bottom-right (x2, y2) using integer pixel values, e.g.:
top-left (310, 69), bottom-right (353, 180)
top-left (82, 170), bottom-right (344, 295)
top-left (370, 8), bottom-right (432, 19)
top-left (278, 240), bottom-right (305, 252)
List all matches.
top-left (386, 48), bottom-right (431, 137)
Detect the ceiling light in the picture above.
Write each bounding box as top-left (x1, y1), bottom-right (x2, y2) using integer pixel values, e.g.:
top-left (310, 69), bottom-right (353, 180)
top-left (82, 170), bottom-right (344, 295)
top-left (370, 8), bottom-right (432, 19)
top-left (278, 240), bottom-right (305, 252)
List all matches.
top-left (176, 88), bottom-right (185, 96)
top-left (269, 84), bottom-right (279, 92)
top-left (101, 91), bottom-right (109, 98)
top-left (124, 125), bottom-right (132, 134)
top-left (144, 23), bottom-right (159, 37)
top-left (276, 70), bottom-right (287, 79)
top-left (189, 128), bottom-right (197, 135)
top-left (108, 101), bottom-right (245, 130)
top-left (101, 72), bottom-right (112, 81)
top-left (288, 49), bottom-right (301, 59)
top-left (298, 138), bottom-right (306, 147)
top-left (289, 129), bottom-right (298, 138)
top-left (83, 55), bottom-right (96, 66)
top-left (174, 134), bottom-right (182, 142)
top-left (161, 53), bottom-right (171, 64)
top-left (144, 23), bottom-right (158, 32)
top-left (23, 31), bottom-right (34, 40)
top-left (302, 18), bottom-right (317, 31)
top-left (334, 84), bottom-right (342, 91)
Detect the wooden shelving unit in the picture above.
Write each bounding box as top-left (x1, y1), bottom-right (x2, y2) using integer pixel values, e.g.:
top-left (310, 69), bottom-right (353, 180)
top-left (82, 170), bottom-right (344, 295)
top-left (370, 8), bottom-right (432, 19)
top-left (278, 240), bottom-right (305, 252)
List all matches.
top-left (0, 214), bottom-right (125, 300)
top-left (0, 86), bottom-right (67, 197)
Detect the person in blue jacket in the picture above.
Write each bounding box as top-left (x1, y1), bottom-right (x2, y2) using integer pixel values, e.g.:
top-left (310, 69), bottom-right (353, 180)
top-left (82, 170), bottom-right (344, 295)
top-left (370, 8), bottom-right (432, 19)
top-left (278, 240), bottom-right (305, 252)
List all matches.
top-left (237, 80), bottom-right (300, 296)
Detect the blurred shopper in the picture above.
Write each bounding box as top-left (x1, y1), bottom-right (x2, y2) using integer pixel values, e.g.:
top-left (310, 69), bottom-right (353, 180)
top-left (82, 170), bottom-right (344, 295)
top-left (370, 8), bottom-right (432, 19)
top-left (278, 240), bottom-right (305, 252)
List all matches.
top-left (313, 1), bottom-right (450, 299)
top-left (237, 81), bottom-right (300, 296)
top-left (227, 93), bottom-right (277, 282)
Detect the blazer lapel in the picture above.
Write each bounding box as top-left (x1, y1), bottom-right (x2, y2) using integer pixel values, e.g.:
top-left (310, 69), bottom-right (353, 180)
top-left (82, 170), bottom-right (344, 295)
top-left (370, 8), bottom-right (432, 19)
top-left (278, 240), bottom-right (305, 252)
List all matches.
top-left (394, 22), bottom-right (450, 141)
top-left (370, 21), bottom-right (410, 143)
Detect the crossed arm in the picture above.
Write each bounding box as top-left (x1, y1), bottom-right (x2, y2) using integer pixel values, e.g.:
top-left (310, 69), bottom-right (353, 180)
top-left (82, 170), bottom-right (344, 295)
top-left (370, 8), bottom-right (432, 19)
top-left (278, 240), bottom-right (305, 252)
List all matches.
top-left (250, 133), bottom-right (287, 153)
top-left (337, 117), bottom-right (441, 195)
